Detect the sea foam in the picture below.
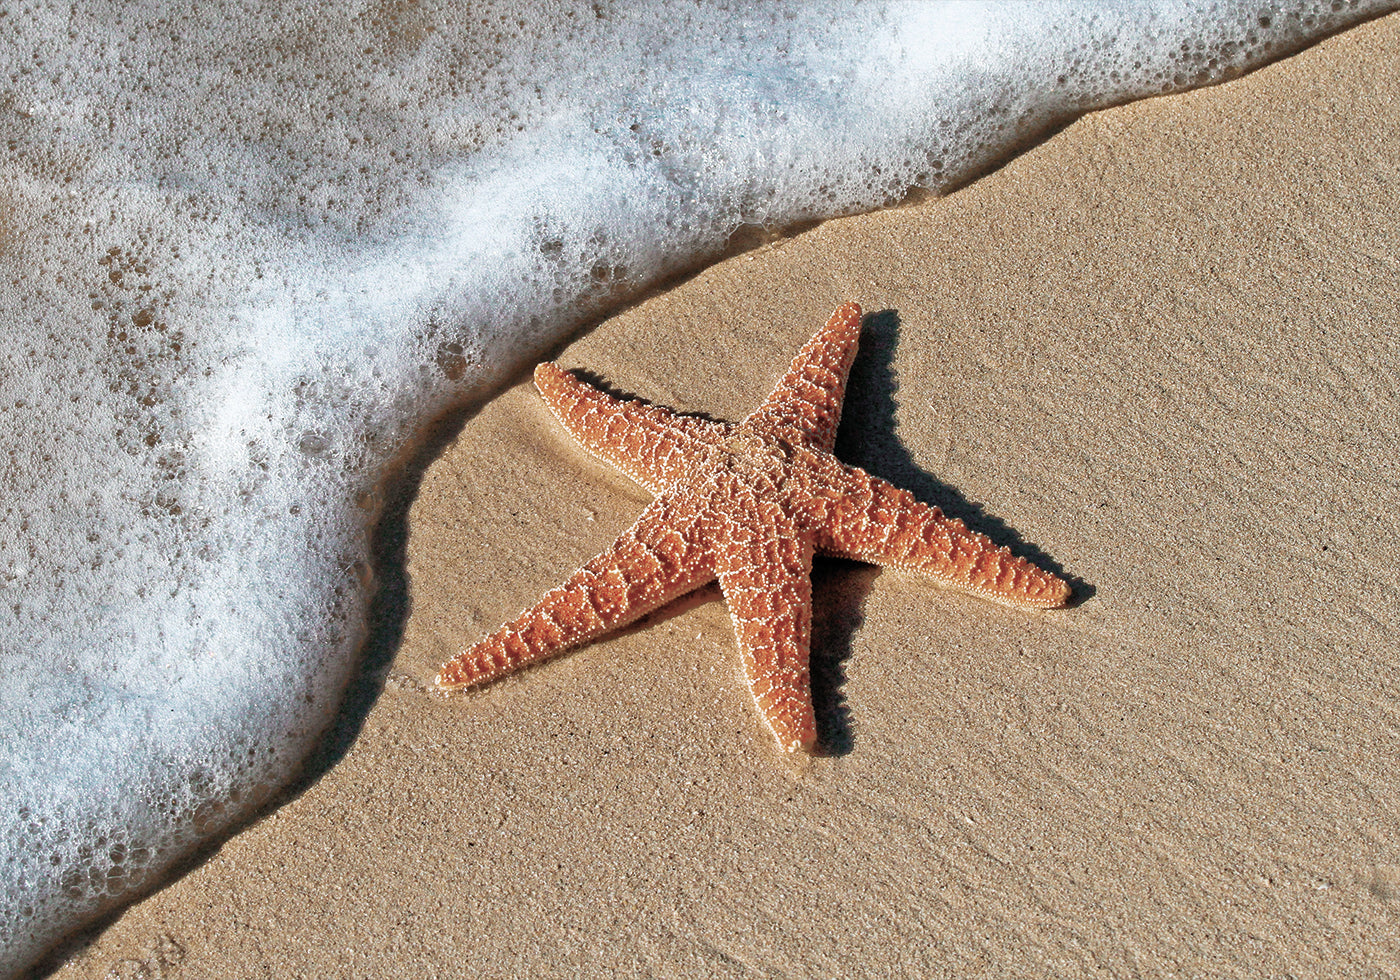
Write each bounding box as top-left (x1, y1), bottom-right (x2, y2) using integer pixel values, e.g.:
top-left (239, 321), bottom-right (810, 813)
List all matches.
top-left (1, 1), bottom-right (1392, 973)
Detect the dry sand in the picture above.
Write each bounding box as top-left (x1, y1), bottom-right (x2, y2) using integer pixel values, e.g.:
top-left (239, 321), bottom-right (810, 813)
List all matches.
top-left (45, 13), bottom-right (1400, 979)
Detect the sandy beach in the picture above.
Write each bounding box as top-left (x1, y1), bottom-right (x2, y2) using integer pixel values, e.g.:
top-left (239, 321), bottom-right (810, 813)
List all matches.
top-left (43, 13), bottom-right (1400, 978)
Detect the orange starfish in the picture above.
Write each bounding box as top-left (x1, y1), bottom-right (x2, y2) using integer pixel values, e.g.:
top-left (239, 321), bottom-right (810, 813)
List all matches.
top-left (437, 304), bottom-right (1069, 752)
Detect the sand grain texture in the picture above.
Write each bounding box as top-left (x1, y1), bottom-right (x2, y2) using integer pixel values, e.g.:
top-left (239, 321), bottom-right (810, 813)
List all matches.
top-left (48, 14), bottom-right (1400, 979)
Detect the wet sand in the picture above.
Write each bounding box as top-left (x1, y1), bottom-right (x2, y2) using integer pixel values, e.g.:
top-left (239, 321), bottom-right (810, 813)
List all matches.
top-left (47, 13), bottom-right (1400, 978)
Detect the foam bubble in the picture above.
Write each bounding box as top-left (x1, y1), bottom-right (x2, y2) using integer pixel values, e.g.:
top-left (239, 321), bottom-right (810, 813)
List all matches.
top-left (1, 1), bottom-right (1392, 972)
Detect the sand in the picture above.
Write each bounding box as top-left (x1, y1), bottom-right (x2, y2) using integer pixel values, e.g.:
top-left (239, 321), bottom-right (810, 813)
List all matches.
top-left (42, 13), bottom-right (1400, 979)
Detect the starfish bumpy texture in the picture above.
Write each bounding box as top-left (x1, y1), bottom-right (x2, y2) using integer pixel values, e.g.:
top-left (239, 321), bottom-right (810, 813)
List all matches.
top-left (437, 304), bottom-right (1070, 752)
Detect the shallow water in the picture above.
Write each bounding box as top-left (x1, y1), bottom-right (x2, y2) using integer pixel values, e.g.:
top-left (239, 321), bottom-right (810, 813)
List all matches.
top-left (1, 1), bottom-right (1394, 973)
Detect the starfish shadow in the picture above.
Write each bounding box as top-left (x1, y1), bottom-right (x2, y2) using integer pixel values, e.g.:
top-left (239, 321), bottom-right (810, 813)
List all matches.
top-left (567, 367), bottom-right (731, 426)
top-left (802, 309), bottom-right (1087, 755)
top-left (598, 568), bottom-right (865, 756)
top-left (836, 309), bottom-right (1078, 587)
top-left (809, 558), bottom-right (874, 756)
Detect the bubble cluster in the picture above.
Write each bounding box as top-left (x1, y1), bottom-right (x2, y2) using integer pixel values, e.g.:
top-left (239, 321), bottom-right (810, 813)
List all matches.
top-left (1, 0), bottom-right (1392, 973)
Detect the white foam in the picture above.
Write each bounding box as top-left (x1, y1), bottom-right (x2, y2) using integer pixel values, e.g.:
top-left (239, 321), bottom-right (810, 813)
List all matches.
top-left (1, 1), bottom-right (1392, 972)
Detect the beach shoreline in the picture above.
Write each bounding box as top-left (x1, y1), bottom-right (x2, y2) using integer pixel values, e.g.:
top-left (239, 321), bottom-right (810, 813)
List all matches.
top-left (43, 13), bottom-right (1400, 978)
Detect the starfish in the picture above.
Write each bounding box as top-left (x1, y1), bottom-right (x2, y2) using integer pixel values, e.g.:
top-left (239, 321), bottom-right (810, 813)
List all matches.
top-left (437, 304), bottom-right (1070, 752)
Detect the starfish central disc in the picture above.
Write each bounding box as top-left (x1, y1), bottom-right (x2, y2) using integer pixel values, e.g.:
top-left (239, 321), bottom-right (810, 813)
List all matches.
top-left (436, 303), bottom-right (1070, 752)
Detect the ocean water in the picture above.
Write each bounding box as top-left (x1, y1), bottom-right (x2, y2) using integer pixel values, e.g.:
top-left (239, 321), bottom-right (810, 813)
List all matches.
top-left (1, 1), bottom-right (1393, 973)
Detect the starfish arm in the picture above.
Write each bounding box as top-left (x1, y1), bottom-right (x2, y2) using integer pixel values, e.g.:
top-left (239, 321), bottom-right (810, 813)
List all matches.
top-left (436, 495), bottom-right (714, 690)
top-left (534, 361), bottom-right (730, 494)
top-left (713, 500), bottom-right (818, 753)
top-left (745, 303), bottom-right (863, 451)
top-left (810, 462), bottom-right (1071, 609)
